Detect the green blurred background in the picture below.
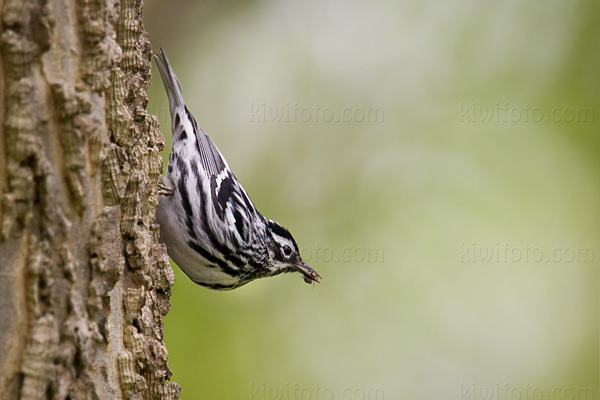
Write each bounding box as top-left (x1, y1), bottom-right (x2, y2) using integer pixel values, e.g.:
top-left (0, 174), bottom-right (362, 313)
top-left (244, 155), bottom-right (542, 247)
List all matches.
top-left (144, 1), bottom-right (599, 399)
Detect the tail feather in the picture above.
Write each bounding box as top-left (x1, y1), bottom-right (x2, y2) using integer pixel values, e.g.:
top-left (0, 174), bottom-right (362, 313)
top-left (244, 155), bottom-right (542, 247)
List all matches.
top-left (154, 49), bottom-right (185, 116)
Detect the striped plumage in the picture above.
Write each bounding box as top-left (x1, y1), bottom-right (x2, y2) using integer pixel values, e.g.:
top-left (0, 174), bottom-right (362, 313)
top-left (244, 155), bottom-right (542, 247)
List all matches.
top-left (154, 49), bottom-right (320, 290)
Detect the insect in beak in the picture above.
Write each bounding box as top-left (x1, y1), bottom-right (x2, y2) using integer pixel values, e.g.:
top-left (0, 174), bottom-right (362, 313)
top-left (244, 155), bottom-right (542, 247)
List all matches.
top-left (294, 261), bottom-right (321, 285)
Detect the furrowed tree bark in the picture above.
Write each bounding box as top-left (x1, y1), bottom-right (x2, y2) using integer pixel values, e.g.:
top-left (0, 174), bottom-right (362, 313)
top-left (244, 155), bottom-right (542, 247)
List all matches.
top-left (0, 0), bottom-right (180, 399)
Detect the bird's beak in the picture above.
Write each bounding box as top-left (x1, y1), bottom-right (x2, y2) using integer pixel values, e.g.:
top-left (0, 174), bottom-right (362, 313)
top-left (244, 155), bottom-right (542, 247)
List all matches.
top-left (294, 261), bottom-right (321, 284)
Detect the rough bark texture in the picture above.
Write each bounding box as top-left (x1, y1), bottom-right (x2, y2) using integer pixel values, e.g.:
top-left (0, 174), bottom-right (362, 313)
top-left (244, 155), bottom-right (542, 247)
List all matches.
top-left (0, 0), bottom-right (180, 398)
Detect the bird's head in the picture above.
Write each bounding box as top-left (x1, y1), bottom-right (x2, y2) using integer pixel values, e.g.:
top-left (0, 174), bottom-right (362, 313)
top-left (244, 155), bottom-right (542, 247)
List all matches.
top-left (265, 218), bottom-right (321, 285)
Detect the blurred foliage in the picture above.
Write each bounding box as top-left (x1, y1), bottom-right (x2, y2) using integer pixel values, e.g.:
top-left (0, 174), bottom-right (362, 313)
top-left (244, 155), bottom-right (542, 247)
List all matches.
top-left (145, 0), bottom-right (599, 398)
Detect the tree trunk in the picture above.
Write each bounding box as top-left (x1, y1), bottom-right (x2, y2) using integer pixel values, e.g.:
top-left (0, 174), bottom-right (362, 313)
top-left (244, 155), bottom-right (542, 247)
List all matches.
top-left (0, 0), bottom-right (180, 398)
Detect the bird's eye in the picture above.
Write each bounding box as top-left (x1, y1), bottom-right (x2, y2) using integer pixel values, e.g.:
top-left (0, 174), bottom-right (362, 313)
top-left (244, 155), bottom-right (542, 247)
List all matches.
top-left (282, 245), bottom-right (292, 257)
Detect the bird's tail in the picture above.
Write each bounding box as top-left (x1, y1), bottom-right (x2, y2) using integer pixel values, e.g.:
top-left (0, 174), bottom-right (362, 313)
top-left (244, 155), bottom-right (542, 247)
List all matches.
top-left (154, 49), bottom-right (185, 116)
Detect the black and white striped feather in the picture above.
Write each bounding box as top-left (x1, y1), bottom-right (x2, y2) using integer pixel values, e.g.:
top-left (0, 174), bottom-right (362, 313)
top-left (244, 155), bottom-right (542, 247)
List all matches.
top-left (154, 49), bottom-right (320, 290)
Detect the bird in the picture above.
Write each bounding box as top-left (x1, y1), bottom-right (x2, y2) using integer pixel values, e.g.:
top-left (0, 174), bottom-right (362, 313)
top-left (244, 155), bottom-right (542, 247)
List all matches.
top-left (153, 49), bottom-right (320, 290)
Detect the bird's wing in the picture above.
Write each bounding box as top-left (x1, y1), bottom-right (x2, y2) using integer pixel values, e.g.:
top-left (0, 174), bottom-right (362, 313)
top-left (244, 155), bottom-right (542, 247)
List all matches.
top-left (154, 49), bottom-right (229, 178)
top-left (155, 49), bottom-right (261, 248)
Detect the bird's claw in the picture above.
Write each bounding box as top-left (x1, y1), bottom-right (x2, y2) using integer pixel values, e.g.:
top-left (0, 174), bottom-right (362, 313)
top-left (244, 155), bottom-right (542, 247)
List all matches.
top-left (159, 179), bottom-right (175, 196)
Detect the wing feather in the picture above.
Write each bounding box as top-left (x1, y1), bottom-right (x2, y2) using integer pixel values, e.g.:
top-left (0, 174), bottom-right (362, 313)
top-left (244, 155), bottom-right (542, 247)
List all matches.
top-left (154, 49), bottom-right (229, 177)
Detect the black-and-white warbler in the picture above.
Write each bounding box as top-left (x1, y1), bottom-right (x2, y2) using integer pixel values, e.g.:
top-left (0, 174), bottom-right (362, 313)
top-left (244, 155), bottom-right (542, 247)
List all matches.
top-left (154, 49), bottom-right (320, 290)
